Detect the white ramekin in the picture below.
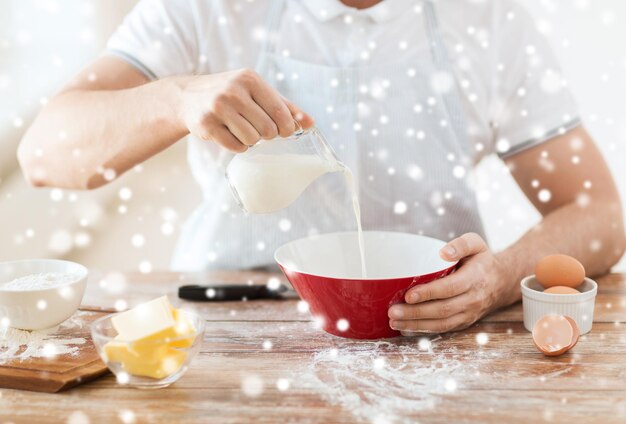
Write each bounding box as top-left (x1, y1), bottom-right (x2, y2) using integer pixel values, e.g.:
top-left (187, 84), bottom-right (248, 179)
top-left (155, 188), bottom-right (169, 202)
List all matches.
top-left (521, 275), bottom-right (597, 335)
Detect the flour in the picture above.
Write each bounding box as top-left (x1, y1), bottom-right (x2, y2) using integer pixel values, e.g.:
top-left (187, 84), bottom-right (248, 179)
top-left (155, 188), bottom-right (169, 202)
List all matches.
top-left (0, 311), bottom-right (93, 364)
top-left (2, 272), bottom-right (79, 291)
top-left (300, 338), bottom-right (503, 424)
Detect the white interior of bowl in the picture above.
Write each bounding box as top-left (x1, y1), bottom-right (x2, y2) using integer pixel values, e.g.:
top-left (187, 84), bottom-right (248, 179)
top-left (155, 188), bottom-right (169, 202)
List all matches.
top-left (274, 231), bottom-right (454, 280)
top-left (521, 275), bottom-right (597, 303)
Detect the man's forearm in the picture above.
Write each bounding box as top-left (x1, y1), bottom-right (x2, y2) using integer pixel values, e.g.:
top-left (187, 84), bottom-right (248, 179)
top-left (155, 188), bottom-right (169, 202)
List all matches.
top-left (495, 196), bottom-right (626, 306)
top-left (18, 77), bottom-right (187, 189)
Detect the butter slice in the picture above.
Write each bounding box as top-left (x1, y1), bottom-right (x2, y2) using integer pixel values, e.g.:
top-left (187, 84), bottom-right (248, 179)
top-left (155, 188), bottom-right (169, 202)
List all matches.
top-left (128, 307), bottom-right (196, 349)
top-left (111, 296), bottom-right (176, 341)
top-left (168, 308), bottom-right (196, 348)
top-left (104, 342), bottom-right (186, 379)
top-left (104, 296), bottom-right (196, 380)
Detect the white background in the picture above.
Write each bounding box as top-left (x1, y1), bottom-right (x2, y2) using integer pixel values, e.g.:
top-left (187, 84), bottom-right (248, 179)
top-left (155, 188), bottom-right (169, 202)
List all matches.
top-left (0, 0), bottom-right (624, 272)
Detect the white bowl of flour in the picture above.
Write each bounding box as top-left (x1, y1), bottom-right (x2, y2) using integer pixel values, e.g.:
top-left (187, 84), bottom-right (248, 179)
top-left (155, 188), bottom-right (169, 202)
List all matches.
top-left (0, 259), bottom-right (88, 330)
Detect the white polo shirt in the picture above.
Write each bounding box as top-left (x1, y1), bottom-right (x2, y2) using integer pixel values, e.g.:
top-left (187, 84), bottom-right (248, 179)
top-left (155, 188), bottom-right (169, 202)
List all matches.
top-left (107, 0), bottom-right (579, 162)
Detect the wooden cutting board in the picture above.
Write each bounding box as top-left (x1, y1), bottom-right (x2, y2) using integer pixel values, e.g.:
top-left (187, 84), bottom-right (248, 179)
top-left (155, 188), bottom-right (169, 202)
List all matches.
top-left (0, 308), bottom-right (111, 393)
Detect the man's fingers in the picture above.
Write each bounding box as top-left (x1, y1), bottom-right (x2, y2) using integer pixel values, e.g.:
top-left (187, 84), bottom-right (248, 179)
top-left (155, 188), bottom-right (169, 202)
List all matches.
top-left (404, 268), bottom-right (474, 303)
top-left (282, 97), bottom-right (315, 130)
top-left (390, 312), bottom-right (471, 334)
top-left (208, 125), bottom-right (247, 153)
top-left (238, 97), bottom-right (280, 140)
top-left (389, 292), bottom-right (473, 320)
top-left (250, 82), bottom-right (295, 137)
top-left (223, 112), bottom-right (262, 146)
top-left (440, 232), bottom-right (487, 261)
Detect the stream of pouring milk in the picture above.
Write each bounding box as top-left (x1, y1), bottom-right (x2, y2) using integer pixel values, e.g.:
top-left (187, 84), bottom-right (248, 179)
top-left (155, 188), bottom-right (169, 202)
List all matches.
top-left (341, 167), bottom-right (367, 278)
top-left (227, 153), bottom-right (367, 277)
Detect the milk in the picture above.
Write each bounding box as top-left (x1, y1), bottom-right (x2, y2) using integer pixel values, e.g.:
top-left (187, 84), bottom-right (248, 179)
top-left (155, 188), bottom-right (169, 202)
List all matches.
top-left (227, 153), bottom-right (341, 214)
top-left (342, 168), bottom-right (367, 278)
top-left (227, 153), bottom-right (367, 277)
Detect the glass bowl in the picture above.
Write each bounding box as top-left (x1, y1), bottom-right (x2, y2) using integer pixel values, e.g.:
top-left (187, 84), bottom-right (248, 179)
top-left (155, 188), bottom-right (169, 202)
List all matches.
top-left (91, 309), bottom-right (205, 389)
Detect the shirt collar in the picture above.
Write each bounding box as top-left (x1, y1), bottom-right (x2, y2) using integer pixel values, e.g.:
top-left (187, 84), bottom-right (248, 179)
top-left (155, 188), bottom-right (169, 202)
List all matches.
top-left (301, 0), bottom-right (414, 24)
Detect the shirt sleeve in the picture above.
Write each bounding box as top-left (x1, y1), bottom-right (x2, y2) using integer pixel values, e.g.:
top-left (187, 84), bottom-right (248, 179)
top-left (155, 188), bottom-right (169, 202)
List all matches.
top-left (105, 0), bottom-right (200, 80)
top-left (489, 1), bottom-right (580, 159)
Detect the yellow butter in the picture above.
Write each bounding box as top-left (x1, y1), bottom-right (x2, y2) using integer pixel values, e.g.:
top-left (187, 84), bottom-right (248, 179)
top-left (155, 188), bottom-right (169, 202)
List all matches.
top-left (104, 341), bottom-right (186, 380)
top-left (129, 307), bottom-right (196, 349)
top-left (168, 308), bottom-right (196, 348)
top-left (104, 299), bottom-right (196, 380)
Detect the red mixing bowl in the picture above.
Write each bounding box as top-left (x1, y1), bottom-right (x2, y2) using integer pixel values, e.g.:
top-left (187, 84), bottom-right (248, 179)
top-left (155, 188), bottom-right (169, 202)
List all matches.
top-left (274, 231), bottom-right (457, 339)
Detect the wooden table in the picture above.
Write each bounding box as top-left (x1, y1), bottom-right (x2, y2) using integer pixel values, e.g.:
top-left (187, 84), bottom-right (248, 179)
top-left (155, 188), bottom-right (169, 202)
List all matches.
top-left (1, 271), bottom-right (625, 423)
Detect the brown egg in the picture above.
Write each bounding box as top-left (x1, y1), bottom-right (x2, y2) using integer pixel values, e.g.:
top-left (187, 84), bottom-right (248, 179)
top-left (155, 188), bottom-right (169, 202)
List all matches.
top-left (535, 254), bottom-right (585, 288)
top-left (532, 315), bottom-right (578, 357)
top-left (543, 286), bottom-right (580, 295)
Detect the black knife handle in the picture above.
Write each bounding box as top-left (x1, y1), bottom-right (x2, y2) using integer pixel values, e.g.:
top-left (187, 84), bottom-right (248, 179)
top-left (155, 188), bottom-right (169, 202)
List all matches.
top-left (178, 284), bottom-right (285, 301)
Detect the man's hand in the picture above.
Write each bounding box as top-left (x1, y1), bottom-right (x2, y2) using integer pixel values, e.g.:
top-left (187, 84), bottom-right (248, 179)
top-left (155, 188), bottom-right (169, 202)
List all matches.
top-left (177, 69), bottom-right (315, 153)
top-left (388, 233), bottom-right (514, 334)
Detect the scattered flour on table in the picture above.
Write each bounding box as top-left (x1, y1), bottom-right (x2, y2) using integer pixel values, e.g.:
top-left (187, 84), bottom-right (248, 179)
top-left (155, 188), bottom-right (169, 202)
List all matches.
top-left (2, 272), bottom-right (79, 291)
top-left (299, 337), bottom-right (503, 424)
top-left (0, 311), bottom-right (94, 364)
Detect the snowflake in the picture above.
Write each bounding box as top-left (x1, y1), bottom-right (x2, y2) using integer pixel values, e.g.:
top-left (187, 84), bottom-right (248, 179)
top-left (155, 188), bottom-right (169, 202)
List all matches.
top-left (48, 229), bottom-right (73, 254)
top-left (241, 375), bottom-right (264, 397)
top-left (161, 222), bottom-right (174, 235)
top-left (496, 138), bottom-right (510, 154)
top-left (430, 71), bottom-right (454, 94)
top-left (118, 187), bottom-right (132, 201)
top-left (406, 164), bottom-right (423, 181)
top-left (418, 338), bottom-right (431, 351)
top-left (538, 189), bottom-right (552, 203)
top-left (50, 188), bottom-right (64, 202)
top-left (276, 378), bottom-right (290, 391)
top-left (117, 372), bottom-right (130, 384)
top-left (42, 343), bottom-right (57, 357)
top-left (312, 316), bottom-right (325, 329)
top-left (576, 193), bottom-right (590, 207)
top-left (279, 219), bottom-right (292, 232)
top-left (67, 411), bottom-right (90, 424)
top-left (444, 378), bottom-right (457, 392)
top-left (131, 233), bottom-right (145, 248)
top-left (114, 299), bottom-right (128, 311)
top-left (266, 277), bottom-right (281, 290)
top-left (393, 201), bottom-right (407, 215)
top-left (336, 319), bottom-right (349, 332)
top-left (475, 332), bottom-right (489, 345)
top-left (36, 299), bottom-right (47, 310)
top-left (118, 410), bottom-right (136, 424)
top-left (590, 240), bottom-right (602, 252)
top-left (372, 357), bottom-right (386, 370)
top-left (74, 231), bottom-right (91, 247)
top-left (297, 300), bottom-right (309, 313)
top-left (452, 165), bottom-right (466, 179)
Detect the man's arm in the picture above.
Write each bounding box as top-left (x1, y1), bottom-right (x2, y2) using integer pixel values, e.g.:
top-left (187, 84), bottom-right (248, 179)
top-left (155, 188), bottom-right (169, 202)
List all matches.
top-left (389, 126), bottom-right (626, 334)
top-left (497, 126), bottom-right (626, 300)
top-left (18, 56), bottom-right (184, 189)
top-left (18, 56), bottom-right (313, 190)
